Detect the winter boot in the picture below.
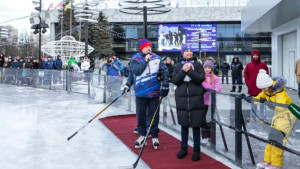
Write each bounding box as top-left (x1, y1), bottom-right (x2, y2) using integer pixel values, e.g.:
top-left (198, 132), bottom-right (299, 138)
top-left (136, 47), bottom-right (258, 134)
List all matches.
top-left (135, 136), bottom-right (146, 149)
top-left (192, 147), bottom-right (201, 161)
top-left (152, 138), bottom-right (159, 149)
top-left (230, 86), bottom-right (236, 92)
top-left (133, 127), bottom-right (138, 134)
top-left (256, 161), bottom-right (271, 168)
top-left (238, 86), bottom-right (242, 93)
top-left (176, 146), bottom-right (188, 159)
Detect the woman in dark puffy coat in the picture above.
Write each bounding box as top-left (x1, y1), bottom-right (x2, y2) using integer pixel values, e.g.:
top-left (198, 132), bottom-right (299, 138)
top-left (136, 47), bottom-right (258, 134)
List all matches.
top-left (172, 44), bottom-right (205, 161)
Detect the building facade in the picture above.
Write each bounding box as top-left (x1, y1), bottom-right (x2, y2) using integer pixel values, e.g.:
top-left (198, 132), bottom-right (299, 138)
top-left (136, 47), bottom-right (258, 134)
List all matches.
top-left (103, 6), bottom-right (271, 66)
top-left (242, 0), bottom-right (300, 89)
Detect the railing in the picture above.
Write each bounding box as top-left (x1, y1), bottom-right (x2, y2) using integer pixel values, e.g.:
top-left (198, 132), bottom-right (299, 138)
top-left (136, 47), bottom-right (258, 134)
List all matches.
top-left (1, 67), bottom-right (299, 168)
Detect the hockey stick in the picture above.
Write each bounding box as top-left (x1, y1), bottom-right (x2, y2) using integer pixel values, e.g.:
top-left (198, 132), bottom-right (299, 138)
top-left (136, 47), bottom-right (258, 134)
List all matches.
top-left (67, 91), bottom-right (125, 141)
top-left (120, 97), bottom-right (163, 169)
top-left (243, 96), bottom-right (300, 120)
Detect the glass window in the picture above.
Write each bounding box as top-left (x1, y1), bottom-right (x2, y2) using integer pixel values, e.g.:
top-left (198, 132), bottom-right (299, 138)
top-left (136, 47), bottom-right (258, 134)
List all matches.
top-left (225, 27), bottom-right (234, 37)
top-left (217, 27), bottom-right (226, 38)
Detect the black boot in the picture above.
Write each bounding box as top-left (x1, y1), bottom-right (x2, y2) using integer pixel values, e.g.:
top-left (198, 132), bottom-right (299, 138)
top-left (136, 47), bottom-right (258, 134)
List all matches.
top-left (230, 86), bottom-right (236, 92)
top-left (177, 146), bottom-right (188, 159)
top-left (192, 147), bottom-right (201, 161)
top-left (238, 86), bottom-right (242, 93)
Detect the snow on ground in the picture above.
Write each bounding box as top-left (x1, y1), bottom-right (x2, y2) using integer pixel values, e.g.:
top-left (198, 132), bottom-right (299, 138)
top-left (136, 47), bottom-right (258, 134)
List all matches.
top-left (0, 84), bottom-right (149, 169)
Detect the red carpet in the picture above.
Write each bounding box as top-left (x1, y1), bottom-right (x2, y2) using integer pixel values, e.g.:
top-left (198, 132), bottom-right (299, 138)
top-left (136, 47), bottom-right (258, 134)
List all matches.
top-left (99, 114), bottom-right (230, 169)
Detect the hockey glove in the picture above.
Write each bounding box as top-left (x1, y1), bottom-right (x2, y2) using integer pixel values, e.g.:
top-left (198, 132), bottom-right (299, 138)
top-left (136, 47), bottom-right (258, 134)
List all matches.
top-left (160, 86), bottom-right (169, 97)
top-left (123, 83), bottom-right (131, 93)
top-left (259, 98), bottom-right (267, 103)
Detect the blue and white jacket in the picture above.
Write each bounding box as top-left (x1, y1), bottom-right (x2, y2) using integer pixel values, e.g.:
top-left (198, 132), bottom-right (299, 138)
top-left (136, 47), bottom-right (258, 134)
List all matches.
top-left (129, 52), bottom-right (169, 98)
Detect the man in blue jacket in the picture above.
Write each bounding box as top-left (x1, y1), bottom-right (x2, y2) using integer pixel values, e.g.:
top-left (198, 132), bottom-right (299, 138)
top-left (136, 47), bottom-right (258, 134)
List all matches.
top-left (102, 56), bottom-right (121, 102)
top-left (54, 55), bottom-right (63, 84)
top-left (125, 38), bottom-right (169, 149)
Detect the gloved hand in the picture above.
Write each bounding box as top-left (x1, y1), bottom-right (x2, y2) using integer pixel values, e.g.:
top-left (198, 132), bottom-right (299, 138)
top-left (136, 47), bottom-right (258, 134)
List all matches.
top-left (160, 86), bottom-right (169, 97)
top-left (237, 93), bottom-right (245, 99)
top-left (259, 98), bottom-right (267, 103)
top-left (123, 83), bottom-right (131, 93)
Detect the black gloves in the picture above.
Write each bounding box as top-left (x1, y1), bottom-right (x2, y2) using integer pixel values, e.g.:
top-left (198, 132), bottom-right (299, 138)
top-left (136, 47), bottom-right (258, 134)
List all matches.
top-left (123, 83), bottom-right (131, 93)
top-left (259, 98), bottom-right (267, 103)
top-left (160, 86), bottom-right (169, 97)
top-left (237, 93), bottom-right (252, 103)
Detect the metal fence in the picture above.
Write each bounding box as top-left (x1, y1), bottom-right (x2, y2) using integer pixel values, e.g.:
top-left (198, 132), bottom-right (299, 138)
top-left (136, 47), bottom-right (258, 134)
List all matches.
top-left (1, 67), bottom-right (299, 168)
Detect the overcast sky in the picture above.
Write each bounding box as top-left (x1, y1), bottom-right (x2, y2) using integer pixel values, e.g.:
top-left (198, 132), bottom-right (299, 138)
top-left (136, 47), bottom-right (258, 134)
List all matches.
top-left (0, 0), bottom-right (74, 35)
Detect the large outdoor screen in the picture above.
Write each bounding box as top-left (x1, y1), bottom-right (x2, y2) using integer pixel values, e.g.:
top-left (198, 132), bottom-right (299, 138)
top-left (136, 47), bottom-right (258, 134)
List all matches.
top-left (157, 23), bottom-right (217, 52)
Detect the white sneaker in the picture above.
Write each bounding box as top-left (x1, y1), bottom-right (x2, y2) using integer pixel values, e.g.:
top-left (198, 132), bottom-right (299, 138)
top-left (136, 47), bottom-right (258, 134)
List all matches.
top-left (296, 129), bottom-right (300, 133)
top-left (256, 161), bottom-right (271, 169)
top-left (152, 138), bottom-right (159, 149)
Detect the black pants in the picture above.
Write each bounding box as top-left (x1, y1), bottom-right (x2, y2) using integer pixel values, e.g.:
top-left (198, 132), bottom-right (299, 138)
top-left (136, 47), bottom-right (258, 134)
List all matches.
top-left (136, 97), bottom-right (160, 138)
top-left (221, 72), bottom-right (228, 84)
top-left (201, 105), bottom-right (211, 139)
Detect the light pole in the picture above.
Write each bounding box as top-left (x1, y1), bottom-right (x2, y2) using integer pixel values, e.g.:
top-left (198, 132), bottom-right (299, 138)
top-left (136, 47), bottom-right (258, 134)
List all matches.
top-left (31, 0), bottom-right (49, 61)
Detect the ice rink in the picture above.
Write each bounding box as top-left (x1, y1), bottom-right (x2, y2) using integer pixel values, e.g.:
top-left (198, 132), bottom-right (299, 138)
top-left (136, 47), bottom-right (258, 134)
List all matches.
top-left (0, 84), bottom-right (149, 169)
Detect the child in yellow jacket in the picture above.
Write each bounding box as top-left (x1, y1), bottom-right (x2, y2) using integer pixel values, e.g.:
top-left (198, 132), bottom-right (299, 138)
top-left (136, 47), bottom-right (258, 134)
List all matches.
top-left (255, 69), bottom-right (296, 169)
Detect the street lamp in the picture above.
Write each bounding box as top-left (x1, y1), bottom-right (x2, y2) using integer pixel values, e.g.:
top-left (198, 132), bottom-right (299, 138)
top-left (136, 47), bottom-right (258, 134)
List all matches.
top-left (31, 0), bottom-right (49, 61)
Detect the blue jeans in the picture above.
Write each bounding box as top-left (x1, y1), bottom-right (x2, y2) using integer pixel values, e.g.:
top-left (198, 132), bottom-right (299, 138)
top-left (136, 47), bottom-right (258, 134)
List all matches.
top-left (251, 102), bottom-right (266, 121)
top-left (136, 97), bottom-right (160, 138)
top-left (181, 126), bottom-right (200, 149)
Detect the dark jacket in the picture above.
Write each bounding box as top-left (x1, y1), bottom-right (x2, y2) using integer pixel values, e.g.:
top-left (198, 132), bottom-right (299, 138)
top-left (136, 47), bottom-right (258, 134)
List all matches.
top-left (220, 62), bottom-right (230, 73)
top-left (172, 56), bottom-right (206, 127)
top-left (166, 63), bottom-right (174, 80)
top-left (231, 57), bottom-right (243, 77)
top-left (54, 59), bottom-right (63, 70)
top-left (43, 60), bottom-right (54, 69)
top-left (24, 61), bottom-right (32, 69)
top-left (38, 61), bottom-right (45, 69)
top-left (213, 62), bottom-right (219, 75)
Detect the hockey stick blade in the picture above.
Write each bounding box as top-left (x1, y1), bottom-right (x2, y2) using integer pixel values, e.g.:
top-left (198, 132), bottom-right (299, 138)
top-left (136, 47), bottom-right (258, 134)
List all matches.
top-left (119, 165), bottom-right (134, 169)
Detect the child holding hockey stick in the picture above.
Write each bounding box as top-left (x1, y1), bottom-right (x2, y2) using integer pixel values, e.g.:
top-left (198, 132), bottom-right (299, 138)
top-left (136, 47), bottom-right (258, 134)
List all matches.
top-left (254, 69), bottom-right (297, 169)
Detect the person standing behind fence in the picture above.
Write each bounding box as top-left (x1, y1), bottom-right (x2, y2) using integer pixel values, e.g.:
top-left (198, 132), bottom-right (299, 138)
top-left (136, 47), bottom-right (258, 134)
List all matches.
top-left (112, 54), bottom-right (123, 76)
top-left (43, 56), bottom-right (54, 86)
top-left (102, 56), bottom-right (121, 102)
top-left (295, 57), bottom-right (300, 98)
top-left (201, 59), bottom-right (221, 144)
top-left (0, 53), bottom-right (4, 67)
top-left (54, 55), bottom-right (63, 84)
top-left (173, 44), bottom-right (205, 161)
top-left (230, 56), bottom-right (243, 93)
top-left (220, 60), bottom-right (230, 84)
top-left (244, 49), bottom-right (269, 123)
top-left (68, 54), bottom-right (77, 71)
top-left (165, 57), bottom-right (174, 82)
top-left (254, 69), bottom-right (296, 169)
top-left (129, 38), bottom-right (169, 150)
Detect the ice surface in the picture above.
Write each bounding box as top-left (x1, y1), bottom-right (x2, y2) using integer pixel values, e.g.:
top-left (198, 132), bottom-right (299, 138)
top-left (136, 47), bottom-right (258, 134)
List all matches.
top-left (0, 84), bottom-right (149, 169)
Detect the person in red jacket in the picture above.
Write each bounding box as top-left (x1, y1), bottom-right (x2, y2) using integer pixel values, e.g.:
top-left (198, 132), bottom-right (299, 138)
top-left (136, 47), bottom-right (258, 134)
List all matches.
top-left (244, 49), bottom-right (269, 123)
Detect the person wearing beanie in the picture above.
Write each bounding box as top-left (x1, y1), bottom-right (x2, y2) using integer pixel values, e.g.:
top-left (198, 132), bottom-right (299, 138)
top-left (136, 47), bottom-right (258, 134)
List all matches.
top-left (230, 56), bottom-right (243, 92)
top-left (127, 38), bottom-right (169, 150)
top-left (201, 59), bottom-right (221, 144)
top-left (172, 44), bottom-right (205, 161)
top-left (254, 69), bottom-right (296, 169)
top-left (244, 49), bottom-right (269, 122)
top-left (207, 57), bottom-right (220, 76)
